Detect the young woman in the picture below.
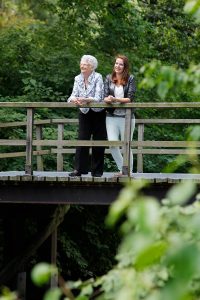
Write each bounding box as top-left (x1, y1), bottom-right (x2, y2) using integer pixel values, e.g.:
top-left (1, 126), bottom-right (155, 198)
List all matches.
top-left (68, 55), bottom-right (106, 177)
top-left (104, 55), bottom-right (136, 176)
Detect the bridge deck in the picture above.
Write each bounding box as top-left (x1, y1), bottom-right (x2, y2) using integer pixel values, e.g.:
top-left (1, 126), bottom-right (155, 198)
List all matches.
top-left (0, 171), bottom-right (200, 181)
top-left (0, 172), bottom-right (199, 205)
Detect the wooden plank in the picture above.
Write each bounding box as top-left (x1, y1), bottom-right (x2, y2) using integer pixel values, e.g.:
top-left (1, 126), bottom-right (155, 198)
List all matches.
top-left (81, 177), bottom-right (93, 183)
top-left (9, 176), bottom-right (21, 181)
top-left (33, 176), bottom-right (45, 182)
top-left (52, 149), bottom-right (76, 154)
top-left (1, 118), bottom-right (199, 129)
top-left (1, 118), bottom-right (200, 128)
top-left (131, 141), bottom-right (200, 147)
top-left (0, 119), bottom-right (52, 128)
top-left (0, 140), bottom-right (26, 146)
top-left (132, 149), bottom-right (200, 154)
top-left (0, 176), bottom-right (9, 181)
top-left (21, 176), bottom-right (33, 182)
top-left (92, 176), bottom-right (106, 183)
top-left (52, 118), bottom-right (78, 124)
top-left (0, 150), bottom-right (50, 159)
top-left (57, 176), bottom-right (69, 182)
top-left (155, 178), bottom-right (168, 183)
top-left (0, 102), bottom-right (200, 108)
top-left (52, 149), bottom-right (112, 154)
top-left (118, 176), bottom-right (131, 183)
top-left (51, 148), bottom-right (200, 155)
top-left (136, 119), bottom-right (200, 124)
top-left (68, 177), bottom-right (82, 182)
top-left (0, 171), bottom-right (199, 181)
top-left (0, 121), bottom-right (27, 128)
top-left (45, 177), bottom-right (57, 182)
top-left (33, 140), bottom-right (122, 147)
top-left (106, 177), bottom-right (118, 183)
top-left (0, 140), bottom-right (193, 148)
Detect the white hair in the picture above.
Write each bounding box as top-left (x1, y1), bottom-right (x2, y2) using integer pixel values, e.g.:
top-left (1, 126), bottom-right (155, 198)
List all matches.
top-left (80, 55), bottom-right (98, 70)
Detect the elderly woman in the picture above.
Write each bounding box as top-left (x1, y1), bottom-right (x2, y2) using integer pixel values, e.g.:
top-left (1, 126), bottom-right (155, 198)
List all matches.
top-left (104, 54), bottom-right (136, 176)
top-left (68, 55), bottom-right (106, 177)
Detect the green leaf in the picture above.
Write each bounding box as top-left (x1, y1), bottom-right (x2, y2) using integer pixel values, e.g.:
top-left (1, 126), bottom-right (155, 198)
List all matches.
top-left (31, 263), bottom-right (57, 287)
top-left (44, 288), bottom-right (62, 300)
top-left (166, 181), bottom-right (197, 206)
top-left (30, 79), bottom-right (37, 86)
top-left (135, 241), bottom-right (168, 270)
top-left (157, 82), bottom-right (169, 100)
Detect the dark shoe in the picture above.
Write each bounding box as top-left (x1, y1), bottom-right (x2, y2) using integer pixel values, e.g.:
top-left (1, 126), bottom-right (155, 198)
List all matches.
top-left (92, 173), bottom-right (102, 177)
top-left (69, 170), bottom-right (88, 177)
top-left (69, 170), bottom-right (82, 177)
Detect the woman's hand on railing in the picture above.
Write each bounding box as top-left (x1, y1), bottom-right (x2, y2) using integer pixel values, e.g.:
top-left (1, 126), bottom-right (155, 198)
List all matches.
top-left (104, 96), bottom-right (115, 103)
top-left (71, 97), bottom-right (93, 106)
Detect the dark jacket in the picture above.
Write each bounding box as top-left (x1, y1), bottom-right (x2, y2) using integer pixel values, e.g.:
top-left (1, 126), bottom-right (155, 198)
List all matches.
top-left (104, 74), bottom-right (136, 100)
top-left (104, 74), bottom-right (136, 114)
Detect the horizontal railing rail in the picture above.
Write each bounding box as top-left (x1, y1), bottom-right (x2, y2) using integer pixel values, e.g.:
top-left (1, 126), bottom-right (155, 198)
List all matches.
top-left (0, 102), bottom-right (200, 108)
top-left (0, 102), bottom-right (200, 175)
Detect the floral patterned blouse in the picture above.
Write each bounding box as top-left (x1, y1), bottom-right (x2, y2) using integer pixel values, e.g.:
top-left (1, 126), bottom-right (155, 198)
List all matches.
top-left (68, 71), bottom-right (104, 114)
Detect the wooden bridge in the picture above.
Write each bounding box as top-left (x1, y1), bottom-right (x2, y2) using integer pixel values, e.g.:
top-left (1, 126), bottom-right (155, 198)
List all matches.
top-left (0, 101), bottom-right (200, 296)
top-left (0, 101), bottom-right (200, 202)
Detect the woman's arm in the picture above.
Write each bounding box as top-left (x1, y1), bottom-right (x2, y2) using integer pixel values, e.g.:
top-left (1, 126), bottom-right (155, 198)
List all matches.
top-left (104, 75), bottom-right (110, 99)
top-left (67, 77), bottom-right (79, 102)
top-left (127, 75), bottom-right (136, 102)
top-left (92, 74), bottom-right (104, 102)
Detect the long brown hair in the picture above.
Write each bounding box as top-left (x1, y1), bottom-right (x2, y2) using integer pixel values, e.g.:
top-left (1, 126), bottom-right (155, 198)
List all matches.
top-left (111, 54), bottom-right (130, 85)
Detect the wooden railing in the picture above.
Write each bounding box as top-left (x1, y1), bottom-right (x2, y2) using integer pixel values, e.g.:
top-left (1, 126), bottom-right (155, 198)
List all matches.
top-left (0, 102), bottom-right (200, 175)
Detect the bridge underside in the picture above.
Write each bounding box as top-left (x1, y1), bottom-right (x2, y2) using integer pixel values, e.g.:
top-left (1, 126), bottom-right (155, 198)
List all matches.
top-left (0, 172), bottom-right (199, 205)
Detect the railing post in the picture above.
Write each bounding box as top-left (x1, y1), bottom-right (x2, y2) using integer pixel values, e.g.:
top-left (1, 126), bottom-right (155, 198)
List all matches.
top-left (36, 125), bottom-right (44, 171)
top-left (25, 108), bottom-right (34, 175)
top-left (57, 124), bottom-right (64, 171)
top-left (137, 124), bottom-right (144, 173)
top-left (122, 108), bottom-right (132, 176)
top-left (50, 229), bottom-right (58, 287)
top-left (17, 271), bottom-right (26, 300)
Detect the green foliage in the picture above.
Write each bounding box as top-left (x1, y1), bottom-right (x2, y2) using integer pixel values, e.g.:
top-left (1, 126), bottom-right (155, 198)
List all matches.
top-left (140, 60), bottom-right (200, 99)
top-left (184, 0), bottom-right (200, 23)
top-left (0, 2), bottom-right (200, 299)
top-left (0, 287), bottom-right (17, 300)
top-left (43, 288), bottom-right (62, 300)
top-left (58, 206), bottom-right (120, 280)
top-left (0, 0), bottom-right (200, 174)
top-left (31, 263), bottom-right (58, 287)
top-left (29, 180), bottom-right (200, 300)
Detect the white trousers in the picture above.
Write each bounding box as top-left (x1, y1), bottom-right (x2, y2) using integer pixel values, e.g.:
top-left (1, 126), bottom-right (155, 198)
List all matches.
top-left (106, 115), bottom-right (135, 172)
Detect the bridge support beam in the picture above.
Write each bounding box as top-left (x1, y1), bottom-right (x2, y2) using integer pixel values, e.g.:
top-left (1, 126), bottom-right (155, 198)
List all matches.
top-left (0, 205), bottom-right (70, 288)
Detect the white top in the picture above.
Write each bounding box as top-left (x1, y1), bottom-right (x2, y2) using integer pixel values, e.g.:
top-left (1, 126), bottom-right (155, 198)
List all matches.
top-left (114, 85), bottom-right (125, 116)
top-left (67, 71), bottom-right (104, 114)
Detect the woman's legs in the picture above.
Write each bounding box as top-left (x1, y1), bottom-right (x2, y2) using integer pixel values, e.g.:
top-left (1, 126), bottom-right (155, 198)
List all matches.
top-left (106, 116), bottom-right (123, 172)
top-left (74, 110), bottom-right (106, 175)
top-left (120, 116), bottom-right (135, 172)
top-left (106, 116), bottom-right (135, 172)
top-left (91, 110), bottom-right (107, 176)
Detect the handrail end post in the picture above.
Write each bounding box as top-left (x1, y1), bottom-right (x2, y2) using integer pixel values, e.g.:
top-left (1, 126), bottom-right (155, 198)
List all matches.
top-left (122, 166), bottom-right (130, 176)
top-left (25, 165), bottom-right (33, 176)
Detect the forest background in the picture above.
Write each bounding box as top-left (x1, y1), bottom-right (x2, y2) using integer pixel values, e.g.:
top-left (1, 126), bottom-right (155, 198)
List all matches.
top-left (0, 0), bottom-right (200, 296)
